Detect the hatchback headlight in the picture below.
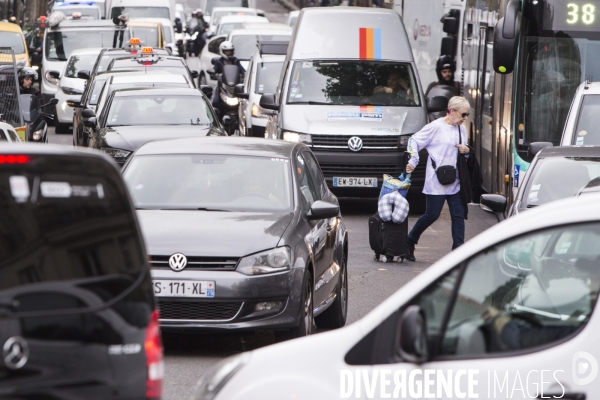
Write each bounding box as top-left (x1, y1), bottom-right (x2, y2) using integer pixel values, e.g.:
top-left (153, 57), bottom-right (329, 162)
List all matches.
top-left (101, 147), bottom-right (132, 161)
top-left (45, 71), bottom-right (59, 86)
top-left (62, 86), bottom-right (83, 95)
top-left (237, 247), bottom-right (291, 275)
top-left (192, 353), bottom-right (249, 400)
top-left (32, 128), bottom-right (44, 141)
top-left (283, 131), bottom-right (312, 144)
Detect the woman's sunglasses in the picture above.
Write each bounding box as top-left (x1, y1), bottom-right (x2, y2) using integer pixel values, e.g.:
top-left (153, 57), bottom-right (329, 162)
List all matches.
top-left (452, 110), bottom-right (470, 118)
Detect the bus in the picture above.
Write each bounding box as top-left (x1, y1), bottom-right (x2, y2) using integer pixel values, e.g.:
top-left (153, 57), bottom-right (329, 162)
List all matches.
top-left (395, 0), bottom-right (600, 203)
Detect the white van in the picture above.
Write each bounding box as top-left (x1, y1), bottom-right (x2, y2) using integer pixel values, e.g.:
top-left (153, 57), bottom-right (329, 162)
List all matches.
top-left (561, 81), bottom-right (600, 146)
top-left (107, 0), bottom-right (175, 23)
top-left (261, 7), bottom-right (442, 197)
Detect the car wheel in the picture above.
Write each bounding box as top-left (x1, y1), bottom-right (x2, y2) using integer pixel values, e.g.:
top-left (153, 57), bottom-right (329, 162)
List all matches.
top-left (275, 271), bottom-right (313, 342)
top-left (315, 256), bottom-right (348, 329)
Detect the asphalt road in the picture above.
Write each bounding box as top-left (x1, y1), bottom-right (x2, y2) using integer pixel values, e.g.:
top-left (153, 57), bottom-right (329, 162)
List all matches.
top-left (44, 2), bottom-right (498, 397)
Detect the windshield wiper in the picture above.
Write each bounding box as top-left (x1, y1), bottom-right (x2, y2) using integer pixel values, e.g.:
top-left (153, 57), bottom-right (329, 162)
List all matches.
top-left (526, 204), bottom-right (538, 208)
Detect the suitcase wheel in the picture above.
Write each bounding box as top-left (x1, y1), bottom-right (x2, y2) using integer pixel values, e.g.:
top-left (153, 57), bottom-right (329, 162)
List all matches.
top-left (382, 255), bottom-right (393, 263)
top-left (398, 257), bottom-right (405, 263)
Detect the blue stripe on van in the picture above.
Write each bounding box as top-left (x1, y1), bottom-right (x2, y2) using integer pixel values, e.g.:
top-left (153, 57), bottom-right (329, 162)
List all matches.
top-left (373, 28), bottom-right (382, 60)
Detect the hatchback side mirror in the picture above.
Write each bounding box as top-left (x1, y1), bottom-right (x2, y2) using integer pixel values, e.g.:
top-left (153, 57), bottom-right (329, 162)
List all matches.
top-left (200, 85), bottom-right (213, 98)
top-left (480, 194), bottom-right (507, 221)
top-left (427, 96), bottom-right (448, 113)
top-left (234, 84), bottom-right (248, 99)
top-left (190, 70), bottom-right (199, 79)
top-left (259, 93), bottom-right (279, 111)
top-left (397, 305), bottom-right (428, 363)
top-left (528, 142), bottom-right (553, 158)
top-left (83, 117), bottom-right (97, 129)
top-left (77, 70), bottom-right (90, 80)
top-left (307, 200), bottom-right (339, 220)
top-left (48, 70), bottom-right (60, 79)
top-left (81, 109), bottom-right (96, 119)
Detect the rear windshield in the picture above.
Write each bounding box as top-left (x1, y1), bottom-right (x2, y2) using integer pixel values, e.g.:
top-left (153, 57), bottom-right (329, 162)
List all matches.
top-left (45, 29), bottom-right (131, 61)
top-left (65, 53), bottom-right (98, 78)
top-left (206, 0), bottom-right (248, 15)
top-left (256, 61), bottom-right (283, 94)
top-left (0, 154), bottom-right (147, 316)
top-left (129, 26), bottom-right (160, 48)
top-left (232, 34), bottom-right (290, 60)
top-left (574, 95), bottom-right (600, 145)
top-left (0, 32), bottom-right (25, 54)
top-left (111, 6), bottom-right (170, 19)
top-left (286, 60), bottom-right (421, 107)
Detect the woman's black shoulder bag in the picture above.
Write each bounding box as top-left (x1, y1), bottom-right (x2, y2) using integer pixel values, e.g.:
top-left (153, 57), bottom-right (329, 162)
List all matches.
top-left (430, 126), bottom-right (461, 185)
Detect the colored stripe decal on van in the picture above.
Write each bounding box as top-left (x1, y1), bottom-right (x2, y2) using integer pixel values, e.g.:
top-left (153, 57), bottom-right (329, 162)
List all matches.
top-left (360, 105), bottom-right (383, 113)
top-left (359, 28), bottom-right (382, 60)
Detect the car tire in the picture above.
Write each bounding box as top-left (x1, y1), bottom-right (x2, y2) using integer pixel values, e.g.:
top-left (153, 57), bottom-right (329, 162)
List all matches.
top-left (315, 256), bottom-right (348, 329)
top-left (54, 112), bottom-right (70, 134)
top-left (275, 270), bottom-right (313, 342)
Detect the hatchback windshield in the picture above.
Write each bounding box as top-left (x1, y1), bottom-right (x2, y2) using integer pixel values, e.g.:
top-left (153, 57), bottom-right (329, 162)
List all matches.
top-left (65, 54), bottom-right (98, 78)
top-left (206, 0), bottom-right (249, 15)
top-left (256, 61), bottom-right (283, 94)
top-left (124, 155), bottom-right (292, 212)
top-left (111, 6), bottom-right (170, 20)
top-left (573, 95), bottom-right (600, 145)
top-left (0, 32), bottom-right (25, 53)
top-left (232, 34), bottom-right (290, 60)
top-left (287, 60), bottom-right (421, 106)
top-left (106, 95), bottom-right (214, 126)
top-left (524, 157), bottom-right (600, 208)
top-left (46, 30), bottom-right (131, 61)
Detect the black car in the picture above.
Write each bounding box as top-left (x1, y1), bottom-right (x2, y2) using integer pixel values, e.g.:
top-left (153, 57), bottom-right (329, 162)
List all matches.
top-left (0, 144), bottom-right (162, 399)
top-left (506, 145), bottom-right (600, 217)
top-left (122, 137), bottom-right (349, 340)
top-left (83, 87), bottom-right (225, 165)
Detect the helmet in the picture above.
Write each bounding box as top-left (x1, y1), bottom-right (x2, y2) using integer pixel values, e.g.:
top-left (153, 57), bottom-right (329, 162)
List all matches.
top-left (18, 67), bottom-right (37, 85)
top-left (219, 41), bottom-right (234, 60)
top-left (436, 55), bottom-right (455, 72)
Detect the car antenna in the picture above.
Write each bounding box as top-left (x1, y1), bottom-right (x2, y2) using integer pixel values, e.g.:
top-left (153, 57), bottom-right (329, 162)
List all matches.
top-left (585, 75), bottom-right (593, 90)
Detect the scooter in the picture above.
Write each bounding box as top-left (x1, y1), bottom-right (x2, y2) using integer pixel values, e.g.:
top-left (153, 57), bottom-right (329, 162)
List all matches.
top-left (19, 95), bottom-right (57, 143)
top-left (209, 63), bottom-right (241, 136)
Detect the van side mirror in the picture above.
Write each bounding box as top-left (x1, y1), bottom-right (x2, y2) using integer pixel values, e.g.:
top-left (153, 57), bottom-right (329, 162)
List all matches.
top-left (234, 84), bottom-right (248, 99)
top-left (81, 109), bottom-right (96, 119)
top-left (48, 70), bottom-right (60, 79)
top-left (480, 194), bottom-right (507, 221)
top-left (77, 70), bottom-right (90, 80)
top-left (307, 201), bottom-right (339, 220)
top-left (493, 0), bottom-right (521, 74)
top-left (528, 142), bottom-right (552, 158)
top-left (397, 305), bottom-right (428, 363)
top-left (442, 17), bottom-right (458, 34)
top-left (259, 93), bottom-right (279, 111)
top-left (427, 96), bottom-right (448, 113)
top-left (200, 85), bottom-right (213, 98)
top-left (83, 117), bottom-right (97, 129)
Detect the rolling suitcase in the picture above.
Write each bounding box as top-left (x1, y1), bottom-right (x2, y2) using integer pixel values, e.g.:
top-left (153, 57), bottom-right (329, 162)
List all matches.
top-left (368, 213), bottom-right (409, 263)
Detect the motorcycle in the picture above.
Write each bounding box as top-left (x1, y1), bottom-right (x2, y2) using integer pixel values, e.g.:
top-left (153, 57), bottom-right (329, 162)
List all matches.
top-left (19, 95), bottom-right (57, 143)
top-left (209, 62), bottom-right (241, 136)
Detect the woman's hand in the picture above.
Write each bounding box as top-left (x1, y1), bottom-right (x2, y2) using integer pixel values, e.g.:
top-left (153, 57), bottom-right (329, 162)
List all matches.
top-left (456, 144), bottom-right (470, 154)
top-left (406, 164), bottom-right (414, 173)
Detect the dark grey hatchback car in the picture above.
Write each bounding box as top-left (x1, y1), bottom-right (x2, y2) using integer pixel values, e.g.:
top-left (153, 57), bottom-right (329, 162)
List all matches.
top-left (0, 144), bottom-right (162, 399)
top-left (122, 137), bottom-right (349, 340)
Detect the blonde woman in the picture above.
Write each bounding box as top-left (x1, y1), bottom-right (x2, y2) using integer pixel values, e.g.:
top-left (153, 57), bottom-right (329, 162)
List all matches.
top-left (405, 96), bottom-right (471, 260)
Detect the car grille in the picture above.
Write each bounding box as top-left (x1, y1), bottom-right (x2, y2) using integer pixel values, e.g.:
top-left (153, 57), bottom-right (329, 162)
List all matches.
top-left (149, 255), bottom-right (239, 271)
top-left (158, 300), bottom-right (243, 320)
top-left (320, 163), bottom-right (404, 177)
top-left (311, 135), bottom-right (400, 152)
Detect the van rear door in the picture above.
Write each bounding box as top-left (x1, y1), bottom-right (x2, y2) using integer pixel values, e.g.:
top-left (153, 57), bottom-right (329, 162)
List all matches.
top-left (0, 149), bottom-right (156, 399)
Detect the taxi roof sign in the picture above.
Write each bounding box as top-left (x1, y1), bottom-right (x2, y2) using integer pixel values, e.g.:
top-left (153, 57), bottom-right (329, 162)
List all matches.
top-left (141, 47), bottom-right (154, 54)
top-left (129, 38), bottom-right (141, 45)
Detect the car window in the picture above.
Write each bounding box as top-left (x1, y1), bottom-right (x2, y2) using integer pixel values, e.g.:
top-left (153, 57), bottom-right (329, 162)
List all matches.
top-left (296, 153), bottom-right (319, 209)
top-left (89, 79), bottom-right (107, 106)
top-left (573, 95), bottom-right (600, 145)
top-left (65, 53), bottom-right (97, 78)
top-left (208, 37), bottom-right (226, 54)
top-left (302, 151), bottom-right (325, 199)
top-left (413, 223), bottom-right (600, 358)
top-left (0, 129), bottom-right (8, 141)
top-left (6, 129), bottom-right (19, 142)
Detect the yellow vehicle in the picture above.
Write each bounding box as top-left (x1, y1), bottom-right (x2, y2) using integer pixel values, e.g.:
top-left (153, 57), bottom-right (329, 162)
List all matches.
top-left (0, 22), bottom-right (30, 66)
top-left (127, 21), bottom-right (165, 49)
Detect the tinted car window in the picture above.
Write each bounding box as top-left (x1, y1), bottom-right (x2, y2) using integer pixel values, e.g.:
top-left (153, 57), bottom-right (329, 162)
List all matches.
top-left (0, 153), bottom-right (147, 315)
top-left (296, 153), bottom-right (319, 209)
top-left (302, 151), bottom-right (324, 199)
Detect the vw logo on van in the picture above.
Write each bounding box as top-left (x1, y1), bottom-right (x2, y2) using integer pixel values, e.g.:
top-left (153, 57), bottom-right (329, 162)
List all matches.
top-left (3, 336), bottom-right (29, 370)
top-left (169, 253), bottom-right (188, 271)
top-left (348, 136), bottom-right (363, 152)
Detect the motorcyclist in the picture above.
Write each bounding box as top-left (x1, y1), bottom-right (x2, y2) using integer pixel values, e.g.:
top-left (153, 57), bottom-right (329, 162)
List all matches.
top-left (211, 41), bottom-right (245, 109)
top-left (18, 67), bottom-right (43, 102)
top-left (426, 55), bottom-right (461, 96)
top-left (191, 9), bottom-right (209, 56)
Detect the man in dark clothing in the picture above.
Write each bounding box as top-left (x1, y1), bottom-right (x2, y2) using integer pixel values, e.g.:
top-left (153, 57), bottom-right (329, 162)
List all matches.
top-left (191, 9), bottom-right (209, 56)
top-left (211, 40), bottom-right (246, 109)
top-left (18, 68), bottom-right (43, 102)
top-left (426, 55), bottom-right (461, 96)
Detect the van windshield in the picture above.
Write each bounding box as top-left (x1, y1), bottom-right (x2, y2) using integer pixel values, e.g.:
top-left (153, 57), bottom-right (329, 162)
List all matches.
top-left (0, 155), bottom-right (146, 316)
top-left (287, 60), bottom-right (421, 107)
top-left (45, 30), bottom-right (131, 61)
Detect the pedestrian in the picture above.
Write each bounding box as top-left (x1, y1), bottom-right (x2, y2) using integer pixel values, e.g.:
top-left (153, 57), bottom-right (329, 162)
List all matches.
top-left (405, 96), bottom-right (472, 260)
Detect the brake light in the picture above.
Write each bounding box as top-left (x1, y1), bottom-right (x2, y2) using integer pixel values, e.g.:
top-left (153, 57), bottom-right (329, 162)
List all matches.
top-left (145, 309), bottom-right (163, 399)
top-left (0, 155), bottom-right (30, 164)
